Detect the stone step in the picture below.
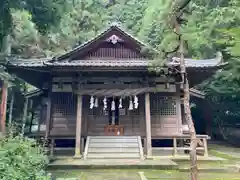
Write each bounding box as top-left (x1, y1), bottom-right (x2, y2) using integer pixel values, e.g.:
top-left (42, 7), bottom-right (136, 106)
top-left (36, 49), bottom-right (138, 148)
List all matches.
top-left (90, 136), bottom-right (138, 139)
top-left (84, 136), bottom-right (143, 160)
top-left (88, 143), bottom-right (139, 148)
top-left (88, 147), bottom-right (140, 153)
top-left (87, 153), bottom-right (140, 159)
top-left (89, 138), bottom-right (138, 143)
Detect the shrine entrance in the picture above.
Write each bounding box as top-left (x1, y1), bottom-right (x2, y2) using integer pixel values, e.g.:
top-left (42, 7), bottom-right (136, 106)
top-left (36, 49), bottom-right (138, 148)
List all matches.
top-left (105, 97), bottom-right (124, 136)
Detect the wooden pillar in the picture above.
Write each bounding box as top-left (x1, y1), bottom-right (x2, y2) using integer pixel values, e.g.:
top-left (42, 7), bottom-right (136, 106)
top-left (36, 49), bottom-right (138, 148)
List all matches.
top-left (45, 90), bottom-right (52, 140)
top-left (22, 97), bottom-right (29, 134)
top-left (75, 95), bottom-right (83, 157)
top-left (0, 81), bottom-right (8, 135)
top-left (203, 138), bottom-right (208, 157)
top-left (50, 138), bottom-right (55, 156)
top-left (173, 137), bottom-right (177, 156)
top-left (81, 137), bottom-right (84, 154)
top-left (144, 138), bottom-right (147, 154)
top-left (145, 92), bottom-right (152, 157)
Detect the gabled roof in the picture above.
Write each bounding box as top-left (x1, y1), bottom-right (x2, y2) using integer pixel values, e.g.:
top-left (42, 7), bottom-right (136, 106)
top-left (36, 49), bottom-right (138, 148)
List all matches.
top-left (54, 22), bottom-right (150, 61)
top-left (6, 23), bottom-right (225, 69)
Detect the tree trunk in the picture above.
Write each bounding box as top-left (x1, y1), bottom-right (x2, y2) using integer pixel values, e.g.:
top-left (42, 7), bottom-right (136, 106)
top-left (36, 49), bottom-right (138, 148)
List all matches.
top-left (179, 27), bottom-right (198, 180)
top-left (0, 34), bottom-right (11, 135)
top-left (0, 82), bottom-right (8, 135)
top-left (183, 79), bottom-right (198, 180)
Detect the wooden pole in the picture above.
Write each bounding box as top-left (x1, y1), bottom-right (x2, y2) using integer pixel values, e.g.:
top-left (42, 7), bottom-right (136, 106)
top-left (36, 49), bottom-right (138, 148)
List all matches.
top-left (0, 81), bottom-right (8, 135)
top-left (75, 94), bottom-right (82, 157)
top-left (145, 92), bottom-right (152, 157)
top-left (45, 92), bottom-right (52, 140)
top-left (21, 97), bottom-right (29, 134)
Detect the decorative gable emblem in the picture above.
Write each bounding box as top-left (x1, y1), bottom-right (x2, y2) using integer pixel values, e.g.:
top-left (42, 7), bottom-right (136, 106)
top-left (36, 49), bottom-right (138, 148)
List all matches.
top-left (106, 35), bottom-right (123, 44)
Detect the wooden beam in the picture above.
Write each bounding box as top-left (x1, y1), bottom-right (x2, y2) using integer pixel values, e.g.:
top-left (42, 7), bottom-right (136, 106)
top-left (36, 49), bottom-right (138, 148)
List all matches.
top-left (75, 94), bottom-right (83, 158)
top-left (52, 76), bottom-right (175, 83)
top-left (145, 92), bottom-right (152, 157)
top-left (53, 84), bottom-right (177, 93)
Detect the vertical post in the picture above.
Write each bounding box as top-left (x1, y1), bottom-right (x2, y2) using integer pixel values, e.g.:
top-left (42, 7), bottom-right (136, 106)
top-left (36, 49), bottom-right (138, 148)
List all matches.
top-left (22, 97), bottom-right (29, 134)
top-left (173, 137), bottom-right (177, 156)
top-left (203, 138), bottom-right (208, 157)
top-left (0, 81), bottom-right (8, 135)
top-left (8, 92), bottom-right (14, 126)
top-left (81, 137), bottom-right (84, 154)
top-left (50, 138), bottom-right (54, 156)
top-left (145, 92), bottom-right (152, 157)
top-left (75, 94), bottom-right (82, 157)
top-left (144, 138), bottom-right (147, 154)
top-left (45, 90), bottom-right (52, 140)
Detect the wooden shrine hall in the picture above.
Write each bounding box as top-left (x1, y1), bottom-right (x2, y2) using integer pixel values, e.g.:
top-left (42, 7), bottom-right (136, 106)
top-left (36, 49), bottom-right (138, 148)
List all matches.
top-left (5, 23), bottom-right (225, 159)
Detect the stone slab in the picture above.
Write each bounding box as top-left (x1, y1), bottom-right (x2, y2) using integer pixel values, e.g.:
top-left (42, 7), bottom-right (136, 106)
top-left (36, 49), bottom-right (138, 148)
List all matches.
top-left (48, 158), bottom-right (178, 170)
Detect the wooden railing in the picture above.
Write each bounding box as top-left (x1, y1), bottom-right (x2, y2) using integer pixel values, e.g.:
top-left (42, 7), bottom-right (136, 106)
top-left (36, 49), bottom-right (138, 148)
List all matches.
top-left (151, 135), bottom-right (210, 157)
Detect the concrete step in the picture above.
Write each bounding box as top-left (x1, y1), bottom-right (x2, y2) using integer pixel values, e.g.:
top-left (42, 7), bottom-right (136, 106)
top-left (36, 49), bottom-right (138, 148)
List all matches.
top-left (89, 138), bottom-right (138, 143)
top-left (84, 136), bottom-right (143, 160)
top-left (90, 136), bottom-right (137, 139)
top-left (88, 143), bottom-right (139, 148)
top-left (88, 147), bottom-right (140, 153)
top-left (87, 153), bottom-right (140, 159)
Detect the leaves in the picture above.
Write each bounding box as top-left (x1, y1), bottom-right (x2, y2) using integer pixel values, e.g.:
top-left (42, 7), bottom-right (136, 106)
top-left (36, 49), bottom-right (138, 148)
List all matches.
top-left (0, 135), bottom-right (50, 180)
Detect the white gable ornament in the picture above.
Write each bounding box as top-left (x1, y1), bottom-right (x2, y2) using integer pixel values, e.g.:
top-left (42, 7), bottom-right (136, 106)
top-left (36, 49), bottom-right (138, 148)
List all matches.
top-left (106, 35), bottom-right (123, 44)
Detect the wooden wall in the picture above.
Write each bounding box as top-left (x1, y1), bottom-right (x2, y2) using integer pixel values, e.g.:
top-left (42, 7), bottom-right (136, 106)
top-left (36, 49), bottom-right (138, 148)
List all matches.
top-left (49, 92), bottom-right (182, 137)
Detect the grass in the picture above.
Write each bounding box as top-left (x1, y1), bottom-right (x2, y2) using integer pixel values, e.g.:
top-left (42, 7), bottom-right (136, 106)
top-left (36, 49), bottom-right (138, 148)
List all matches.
top-left (50, 169), bottom-right (240, 180)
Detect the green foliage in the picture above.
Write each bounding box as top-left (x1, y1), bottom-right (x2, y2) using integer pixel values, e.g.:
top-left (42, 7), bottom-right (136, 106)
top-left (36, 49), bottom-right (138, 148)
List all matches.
top-left (0, 0), bottom-right (67, 51)
top-left (0, 135), bottom-right (50, 180)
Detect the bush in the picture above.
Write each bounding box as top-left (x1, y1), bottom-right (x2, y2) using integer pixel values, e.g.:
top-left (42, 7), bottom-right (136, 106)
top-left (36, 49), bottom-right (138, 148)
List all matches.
top-left (0, 135), bottom-right (51, 180)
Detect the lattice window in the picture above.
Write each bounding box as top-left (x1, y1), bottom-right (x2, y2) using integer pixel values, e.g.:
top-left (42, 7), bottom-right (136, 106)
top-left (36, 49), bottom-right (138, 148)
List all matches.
top-left (150, 94), bottom-right (177, 116)
top-left (52, 92), bottom-right (77, 116)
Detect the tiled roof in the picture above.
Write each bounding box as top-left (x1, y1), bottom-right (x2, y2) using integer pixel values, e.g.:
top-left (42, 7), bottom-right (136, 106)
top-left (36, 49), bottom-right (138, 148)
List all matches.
top-left (170, 57), bottom-right (224, 67)
top-left (7, 57), bottom-right (224, 68)
top-left (6, 58), bottom-right (50, 67)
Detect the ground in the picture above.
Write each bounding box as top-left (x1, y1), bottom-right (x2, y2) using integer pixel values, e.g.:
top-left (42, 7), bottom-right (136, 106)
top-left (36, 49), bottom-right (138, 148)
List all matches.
top-left (49, 141), bottom-right (240, 180)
